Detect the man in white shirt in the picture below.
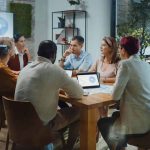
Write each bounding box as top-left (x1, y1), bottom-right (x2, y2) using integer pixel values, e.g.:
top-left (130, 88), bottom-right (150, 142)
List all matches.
top-left (15, 40), bottom-right (83, 150)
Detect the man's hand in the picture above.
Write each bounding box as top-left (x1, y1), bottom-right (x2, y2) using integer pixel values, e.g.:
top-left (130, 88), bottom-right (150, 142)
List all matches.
top-left (59, 46), bottom-right (72, 68)
top-left (63, 47), bottom-right (72, 58)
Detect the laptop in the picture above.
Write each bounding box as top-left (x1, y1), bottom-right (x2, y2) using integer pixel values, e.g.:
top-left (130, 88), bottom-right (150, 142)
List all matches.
top-left (76, 72), bottom-right (113, 95)
top-left (65, 69), bottom-right (72, 77)
top-left (76, 72), bottom-right (100, 95)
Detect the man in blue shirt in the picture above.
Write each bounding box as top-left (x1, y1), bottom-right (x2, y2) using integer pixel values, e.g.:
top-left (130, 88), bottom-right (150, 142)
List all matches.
top-left (59, 36), bottom-right (92, 76)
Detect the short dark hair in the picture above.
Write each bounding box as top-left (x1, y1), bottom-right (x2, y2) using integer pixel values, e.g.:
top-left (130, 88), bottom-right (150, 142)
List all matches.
top-left (120, 36), bottom-right (139, 56)
top-left (72, 36), bottom-right (84, 45)
top-left (14, 33), bottom-right (24, 43)
top-left (37, 40), bottom-right (57, 60)
top-left (0, 45), bottom-right (10, 57)
top-left (0, 38), bottom-right (13, 58)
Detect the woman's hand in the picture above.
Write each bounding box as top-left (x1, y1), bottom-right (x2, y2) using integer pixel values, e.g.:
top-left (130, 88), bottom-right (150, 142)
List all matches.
top-left (24, 47), bottom-right (31, 60)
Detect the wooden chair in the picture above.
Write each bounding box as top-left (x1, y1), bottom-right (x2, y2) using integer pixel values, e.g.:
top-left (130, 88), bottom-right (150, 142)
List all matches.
top-left (0, 96), bottom-right (5, 131)
top-left (0, 96), bottom-right (10, 150)
top-left (127, 131), bottom-right (150, 150)
top-left (2, 96), bottom-right (65, 150)
top-left (0, 97), bottom-right (3, 131)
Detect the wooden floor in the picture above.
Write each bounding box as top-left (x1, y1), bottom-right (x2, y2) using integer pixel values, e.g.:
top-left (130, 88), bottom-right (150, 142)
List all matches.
top-left (0, 126), bottom-right (139, 150)
top-left (0, 109), bottom-right (138, 150)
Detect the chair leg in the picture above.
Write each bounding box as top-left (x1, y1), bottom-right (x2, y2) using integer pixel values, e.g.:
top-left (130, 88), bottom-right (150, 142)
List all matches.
top-left (5, 132), bottom-right (9, 150)
top-left (0, 124), bottom-right (1, 131)
top-left (138, 148), bottom-right (148, 150)
top-left (60, 132), bottom-right (66, 149)
top-left (60, 128), bottom-right (68, 149)
top-left (11, 142), bottom-right (16, 150)
top-left (0, 106), bottom-right (2, 132)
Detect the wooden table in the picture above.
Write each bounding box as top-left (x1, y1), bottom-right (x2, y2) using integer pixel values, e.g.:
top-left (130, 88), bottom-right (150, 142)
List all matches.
top-left (59, 92), bottom-right (115, 150)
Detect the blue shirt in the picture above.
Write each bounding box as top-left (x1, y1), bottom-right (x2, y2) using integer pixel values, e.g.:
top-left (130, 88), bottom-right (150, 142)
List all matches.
top-left (64, 51), bottom-right (92, 71)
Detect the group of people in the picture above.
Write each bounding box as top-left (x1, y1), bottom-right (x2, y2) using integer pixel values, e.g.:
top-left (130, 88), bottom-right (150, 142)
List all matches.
top-left (59, 36), bottom-right (120, 83)
top-left (0, 34), bottom-right (30, 127)
top-left (0, 34), bottom-right (150, 150)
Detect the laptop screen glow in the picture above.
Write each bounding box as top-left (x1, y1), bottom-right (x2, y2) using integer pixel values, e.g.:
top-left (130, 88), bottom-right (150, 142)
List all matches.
top-left (77, 73), bottom-right (100, 88)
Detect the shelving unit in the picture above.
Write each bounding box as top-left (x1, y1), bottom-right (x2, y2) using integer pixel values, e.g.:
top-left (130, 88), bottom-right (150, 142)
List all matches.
top-left (52, 10), bottom-right (86, 55)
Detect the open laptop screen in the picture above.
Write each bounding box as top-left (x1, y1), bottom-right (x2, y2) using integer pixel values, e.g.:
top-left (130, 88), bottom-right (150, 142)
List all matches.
top-left (77, 72), bottom-right (100, 88)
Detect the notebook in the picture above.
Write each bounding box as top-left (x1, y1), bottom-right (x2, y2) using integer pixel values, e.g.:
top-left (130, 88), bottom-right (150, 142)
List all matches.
top-left (76, 72), bottom-right (100, 89)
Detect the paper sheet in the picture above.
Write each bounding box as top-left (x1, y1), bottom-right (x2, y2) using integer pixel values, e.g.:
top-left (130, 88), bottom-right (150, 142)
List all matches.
top-left (83, 84), bottom-right (113, 95)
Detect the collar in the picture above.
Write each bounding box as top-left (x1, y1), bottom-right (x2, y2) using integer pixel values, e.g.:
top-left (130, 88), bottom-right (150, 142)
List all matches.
top-left (36, 56), bottom-right (52, 63)
top-left (72, 50), bottom-right (84, 59)
top-left (14, 46), bottom-right (19, 55)
top-left (129, 54), bottom-right (141, 60)
top-left (14, 47), bottom-right (24, 55)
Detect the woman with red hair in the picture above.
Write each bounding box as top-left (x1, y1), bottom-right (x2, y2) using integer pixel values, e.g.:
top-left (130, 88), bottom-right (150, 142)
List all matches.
top-left (98, 36), bottom-right (150, 150)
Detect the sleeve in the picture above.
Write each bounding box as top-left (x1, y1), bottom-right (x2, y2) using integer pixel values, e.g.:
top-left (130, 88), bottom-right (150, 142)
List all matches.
top-left (112, 61), bottom-right (130, 100)
top-left (2, 66), bottom-right (17, 82)
top-left (58, 68), bottom-right (83, 99)
top-left (0, 66), bottom-right (17, 96)
top-left (79, 53), bottom-right (93, 72)
top-left (114, 61), bottom-right (121, 75)
top-left (64, 56), bottom-right (72, 69)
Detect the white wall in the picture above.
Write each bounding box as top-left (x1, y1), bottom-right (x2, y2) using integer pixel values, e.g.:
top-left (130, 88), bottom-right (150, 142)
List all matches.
top-left (34, 0), bottom-right (50, 54)
top-left (34, 0), bottom-right (111, 62)
top-left (86, 0), bottom-right (111, 60)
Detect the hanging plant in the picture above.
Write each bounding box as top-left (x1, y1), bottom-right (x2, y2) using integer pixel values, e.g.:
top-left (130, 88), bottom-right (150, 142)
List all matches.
top-left (9, 2), bottom-right (32, 37)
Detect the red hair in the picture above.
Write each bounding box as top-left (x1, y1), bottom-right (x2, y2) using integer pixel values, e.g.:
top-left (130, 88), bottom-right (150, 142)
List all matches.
top-left (120, 36), bottom-right (140, 55)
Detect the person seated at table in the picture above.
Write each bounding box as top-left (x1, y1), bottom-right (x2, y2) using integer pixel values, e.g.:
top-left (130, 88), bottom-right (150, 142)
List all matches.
top-left (15, 40), bottom-right (83, 150)
top-left (59, 35), bottom-right (92, 76)
top-left (0, 37), bottom-right (17, 127)
top-left (98, 36), bottom-right (150, 150)
top-left (8, 33), bottom-right (31, 72)
top-left (89, 36), bottom-right (120, 83)
top-left (88, 37), bottom-right (120, 142)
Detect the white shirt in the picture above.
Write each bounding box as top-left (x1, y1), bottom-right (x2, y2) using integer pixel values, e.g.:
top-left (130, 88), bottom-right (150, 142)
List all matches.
top-left (15, 56), bottom-right (83, 125)
top-left (14, 46), bottom-right (24, 70)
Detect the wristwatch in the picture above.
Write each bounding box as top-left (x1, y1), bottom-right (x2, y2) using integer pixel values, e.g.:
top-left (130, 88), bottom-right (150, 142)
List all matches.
top-left (60, 56), bottom-right (66, 62)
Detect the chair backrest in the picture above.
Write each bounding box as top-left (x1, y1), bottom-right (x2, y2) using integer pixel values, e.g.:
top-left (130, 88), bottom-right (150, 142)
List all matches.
top-left (0, 96), bottom-right (2, 131)
top-left (128, 131), bottom-right (150, 149)
top-left (2, 96), bottom-right (57, 147)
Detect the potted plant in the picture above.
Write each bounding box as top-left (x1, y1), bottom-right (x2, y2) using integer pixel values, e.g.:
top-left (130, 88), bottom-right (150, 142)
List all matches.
top-left (117, 0), bottom-right (150, 57)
